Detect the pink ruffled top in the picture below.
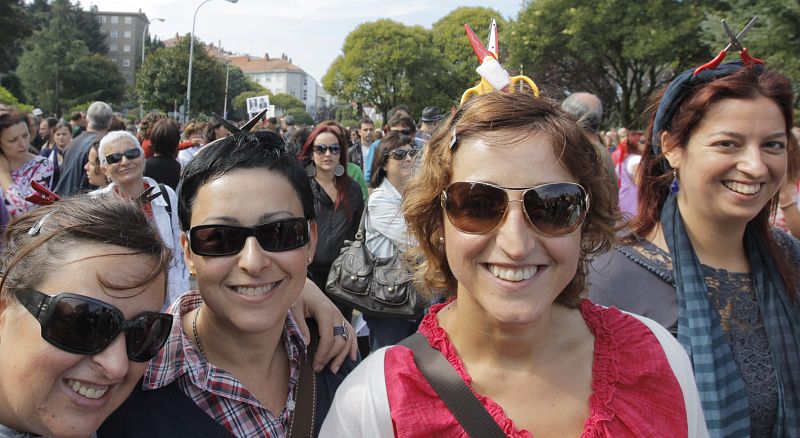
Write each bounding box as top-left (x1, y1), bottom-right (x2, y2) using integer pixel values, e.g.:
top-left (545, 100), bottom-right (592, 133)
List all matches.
top-left (384, 300), bottom-right (688, 437)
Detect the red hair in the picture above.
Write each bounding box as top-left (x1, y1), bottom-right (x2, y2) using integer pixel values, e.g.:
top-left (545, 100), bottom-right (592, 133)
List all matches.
top-left (297, 125), bottom-right (354, 218)
top-left (633, 67), bottom-right (797, 299)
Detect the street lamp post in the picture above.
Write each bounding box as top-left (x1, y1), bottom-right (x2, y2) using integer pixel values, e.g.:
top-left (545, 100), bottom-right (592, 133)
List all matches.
top-left (186, 0), bottom-right (237, 122)
top-left (140, 17), bottom-right (164, 119)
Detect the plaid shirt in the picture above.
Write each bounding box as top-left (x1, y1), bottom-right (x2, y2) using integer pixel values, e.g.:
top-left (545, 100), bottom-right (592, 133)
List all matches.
top-left (142, 291), bottom-right (305, 438)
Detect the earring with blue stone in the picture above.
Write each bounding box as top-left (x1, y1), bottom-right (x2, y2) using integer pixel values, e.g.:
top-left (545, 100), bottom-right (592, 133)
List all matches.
top-left (670, 169), bottom-right (679, 194)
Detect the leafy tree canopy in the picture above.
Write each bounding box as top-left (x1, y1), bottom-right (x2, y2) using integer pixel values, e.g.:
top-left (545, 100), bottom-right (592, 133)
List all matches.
top-left (285, 107), bottom-right (314, 125)
top-left (323, 19), bottom-right (451, 121)
top-left (16, 0), bottom-right (125, 116)
top-left (0, 0), bottom-right (31, 72)
top-left (272, 92), bottom-right (305, 111)
top-left (507, 0), bottom-right (709, 128)
top-left (135, 36), bottom-right (226, 116)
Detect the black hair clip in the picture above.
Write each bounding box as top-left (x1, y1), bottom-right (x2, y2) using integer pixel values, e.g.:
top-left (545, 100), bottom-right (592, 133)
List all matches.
top-left (136, 186), bottom-right (161, 205)
top-left (212, 108), bottom-right (269, 135)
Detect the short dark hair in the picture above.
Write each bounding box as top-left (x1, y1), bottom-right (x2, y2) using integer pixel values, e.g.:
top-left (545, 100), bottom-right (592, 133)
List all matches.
top-left (388, 114), bottom-right (416, 132)
top-left (149, 118), bottom-right (180, 157)
top-left (359, 117), bottom-right (374, 128)
top-left (178, 130), bottom-right (315, 231)
top-left (70, 111), bottom-right (82, 122)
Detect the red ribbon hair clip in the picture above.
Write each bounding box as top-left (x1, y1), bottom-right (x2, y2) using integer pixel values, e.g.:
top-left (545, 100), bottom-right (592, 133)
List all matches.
top-left (25, 181), bottom-right (60, 206)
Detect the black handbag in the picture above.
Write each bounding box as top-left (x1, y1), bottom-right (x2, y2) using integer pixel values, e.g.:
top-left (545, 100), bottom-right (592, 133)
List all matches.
top-left (325, 203), bottom-right (422, 320)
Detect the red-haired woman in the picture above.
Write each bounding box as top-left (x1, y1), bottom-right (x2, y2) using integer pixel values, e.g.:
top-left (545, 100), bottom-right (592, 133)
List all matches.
top-left (298, 125), bottom-right (364, 322)
top-left (589, 62), bottom-right (800, 437)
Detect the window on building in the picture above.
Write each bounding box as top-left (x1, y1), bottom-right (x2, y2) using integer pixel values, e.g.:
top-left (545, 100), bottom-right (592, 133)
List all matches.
top-left (97, 16), bottom-right (106, 24)
top-left (110, 30), bottom-right (118, 38)
top-left (124, 31), bottom-right (132, 38)
top-left (124, 17), bottom-right (132, 24)
top-left (110, 44), bottom-right (118, 52)
top-left (122, 59), bottom-right (131, 67)
top-left (303, 77), bottom-right (307, 85)
top-left (123, 45), bottom-right (131, 52)
top-left (110, 16), bottom-right (118, 24)
top-left (289, 90), bottom-right (296, 97)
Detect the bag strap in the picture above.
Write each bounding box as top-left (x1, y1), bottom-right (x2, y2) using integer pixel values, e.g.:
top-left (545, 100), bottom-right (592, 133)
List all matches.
top-left (288, 319), bottom-right (319, 438)
top-left (399, 333), bottom-right (507, 438)
top-left (158, 184), bottom-right (172, 215)
top-left (354, 195), bottom-right (369, 242)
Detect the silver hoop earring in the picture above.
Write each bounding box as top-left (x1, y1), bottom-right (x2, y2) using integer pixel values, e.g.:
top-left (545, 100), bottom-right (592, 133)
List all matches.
top-left (305, 164), bottom-right (317, 177)
top-left (334, 164), bottom-right (345, 177)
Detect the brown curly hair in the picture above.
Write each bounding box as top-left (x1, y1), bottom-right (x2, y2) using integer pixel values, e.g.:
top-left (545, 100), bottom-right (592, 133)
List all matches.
top-left (402, 92), bottom-right (621, 307)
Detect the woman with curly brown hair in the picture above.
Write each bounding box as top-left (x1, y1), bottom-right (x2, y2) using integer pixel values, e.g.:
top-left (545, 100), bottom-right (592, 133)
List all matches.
top-left (321, 91), bottom-right (706, 437)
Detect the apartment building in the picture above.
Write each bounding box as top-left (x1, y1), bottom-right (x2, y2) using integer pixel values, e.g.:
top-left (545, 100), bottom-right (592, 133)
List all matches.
top-left (93, 10), bottom-right (148, 86)
top-left (228, 53), bottom-right (319, 117)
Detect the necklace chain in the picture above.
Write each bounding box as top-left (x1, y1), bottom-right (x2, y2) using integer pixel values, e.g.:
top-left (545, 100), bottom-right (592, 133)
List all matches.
top-left (192, 305), bottom-right (207, 360)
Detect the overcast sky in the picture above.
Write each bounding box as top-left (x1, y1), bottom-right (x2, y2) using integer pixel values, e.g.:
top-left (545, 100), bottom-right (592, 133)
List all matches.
top-left (84, 0), bottom-right (523, 82)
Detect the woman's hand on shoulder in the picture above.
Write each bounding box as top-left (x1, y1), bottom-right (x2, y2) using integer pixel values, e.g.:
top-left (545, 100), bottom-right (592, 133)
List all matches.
top-left (291, 278), bottom-right (358, 373)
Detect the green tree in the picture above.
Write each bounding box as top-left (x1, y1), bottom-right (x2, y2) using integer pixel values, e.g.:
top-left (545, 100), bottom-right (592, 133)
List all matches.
top-left (285, 107), bottom-right (314, 125)
top-left (222, 65), bottom-right (258, 114)
top-left (508, 0), bottom-right (709, 127)
top-left (700, 1), bottom-right (800, 113)
top-left (61, 53), bottom-right (126, 107)
top-left (135, 36), bottom-right (226, 115)
top-left (16, 0), bottom-right (124, 115)
top-left (272, 92), bottom-right (305, 112)
top-left (322, 19), bottom-right (450, 120)
top-left (0, 86), bottom-right (33, 112)
top-left (431, 7), bottom-right (507, 104)
top-left (0, 0), bottom-right (30, 72)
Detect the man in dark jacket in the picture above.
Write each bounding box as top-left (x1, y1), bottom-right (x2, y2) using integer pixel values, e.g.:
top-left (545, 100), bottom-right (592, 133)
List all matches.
top-left (54, 102), bottom-right (112, 196)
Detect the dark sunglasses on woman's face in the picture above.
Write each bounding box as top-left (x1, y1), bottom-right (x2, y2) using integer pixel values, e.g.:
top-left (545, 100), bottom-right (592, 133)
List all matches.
top-left (313, 143), bottom-right (340, 155)
top-left (189, 217), bottom-right (310, 256)
top-left (387, 148), bottom-right (419, 160)
top-left (441, 181), bottom-right (589, 236)
top-left (14, 288), bottom-right (173, 362)
top-left (105, 148), bottom-right (142, 165)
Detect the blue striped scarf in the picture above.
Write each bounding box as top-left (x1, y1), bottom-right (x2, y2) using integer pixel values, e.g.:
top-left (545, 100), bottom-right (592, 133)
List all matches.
top-left (661, 195), bottom-right (800, 437)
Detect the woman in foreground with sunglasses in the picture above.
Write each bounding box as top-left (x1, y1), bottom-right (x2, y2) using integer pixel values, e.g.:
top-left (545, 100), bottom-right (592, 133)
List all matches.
top-left (298, 125), bottom-right (365, 322)
top-left (100, 129), bottom-right (357, 437)
top-left (0, 194), bottom-right (173, 438)
top-left (589, 63), bottom-right (800, 437)
top-left (363, 130), bottom-right (420, 351)
top-left (95, 130), bottom-right (189, 308)
top-left (321, 91), bottom-right (707, 437)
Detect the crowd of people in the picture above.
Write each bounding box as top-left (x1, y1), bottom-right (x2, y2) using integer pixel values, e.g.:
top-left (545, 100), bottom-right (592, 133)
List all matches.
top-left (0, 30), bottom-right (798, 438)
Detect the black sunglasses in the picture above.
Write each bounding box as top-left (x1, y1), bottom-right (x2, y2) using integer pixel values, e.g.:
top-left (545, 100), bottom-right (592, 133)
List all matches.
top-left (14, 288), bottom-right (173, 362)
top-left (387, 148), bottom-right (419, 160)
top-left (105, 148), bottom-right (142, 165)
top-left (313, 143), bottom-right (340, 155)
top-left (189, 217), bottom-right (310, 256)
top-left (441, 181), bottom-right (589, 236)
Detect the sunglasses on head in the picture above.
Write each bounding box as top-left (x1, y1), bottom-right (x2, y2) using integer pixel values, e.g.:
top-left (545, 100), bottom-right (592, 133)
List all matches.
top-left (105, 148), bottom-right (142, 165)
top-left (14, 288), bottom-right (173, 362)
top-left (441, 181), bottom-right (589, 236)
top-left (313, 143), bottom-right (340, 155)
top-left (387, 148), bottom-right (419, 160)
top-left (189, 217), bottom-right (310, 256)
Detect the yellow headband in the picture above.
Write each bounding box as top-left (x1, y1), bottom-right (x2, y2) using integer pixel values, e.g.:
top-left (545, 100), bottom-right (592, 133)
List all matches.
top-left (460, 19), bottom-right (539, 106)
